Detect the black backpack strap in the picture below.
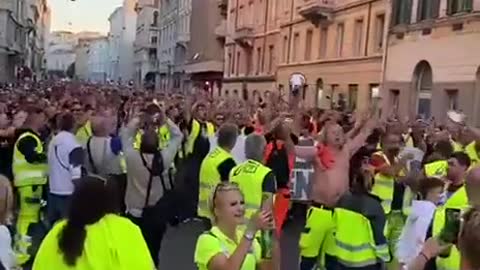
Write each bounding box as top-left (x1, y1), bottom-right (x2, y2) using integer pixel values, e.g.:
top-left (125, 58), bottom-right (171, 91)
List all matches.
top-left (140, 152), bottom-right (170, 209)
top-left (86, 137), bottom-right (98, 174)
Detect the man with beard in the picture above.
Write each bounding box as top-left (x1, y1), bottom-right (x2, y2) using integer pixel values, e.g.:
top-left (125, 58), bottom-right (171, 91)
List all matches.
top-left (295, 114), bottom-right (377, 270)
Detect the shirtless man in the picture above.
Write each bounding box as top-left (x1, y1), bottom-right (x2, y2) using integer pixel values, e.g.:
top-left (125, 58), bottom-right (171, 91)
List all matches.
top-left (297, 112), bottom-right (377, 270)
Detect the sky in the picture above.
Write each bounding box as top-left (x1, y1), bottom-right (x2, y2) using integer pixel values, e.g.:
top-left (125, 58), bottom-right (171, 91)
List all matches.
top-left (49, 0), bottom-right (123, 34)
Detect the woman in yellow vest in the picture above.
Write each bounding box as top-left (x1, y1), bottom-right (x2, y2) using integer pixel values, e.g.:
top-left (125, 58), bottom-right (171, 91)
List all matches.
top-left (32, 176), bottom-right (153, 270)
top-left (194, 182), bottom-right (278, 270)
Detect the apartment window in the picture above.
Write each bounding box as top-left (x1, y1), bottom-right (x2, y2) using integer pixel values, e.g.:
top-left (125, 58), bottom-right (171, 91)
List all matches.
top-left (370, 84), bottom-right (380, 99)
top-left (256, 47), bottom-right (262, 75)
top-left (151, 36), bottom-right (158, 45)
top-left (336, 23), bottom-right (344, 57)
top-left (236, 51), bottom-right (241, 75)
top-left (330, 84), bottom-right (339, 108)
top-left (417, 0), bottom-right (440, 21)
top-left (283, 36), bottom-right (288, 63)
top-left (305, 29), bottom-right (313, 61)
top-left (268, 45), bottom-right (274, 74)
top-left (446, 89), bottom-right (459, 110)
top-left (375, 14), bottom-right (385, 51)
top-left (353, 19), bottom-right (364, 56)
top-left (390, 89), bottom-right (400, 115)
top-left (447, 0), bottom-right (473, 15)
top-left (348, 85), bottom-right (358, 111)
top-left (319, 27), bottom-right (328, 59)
top-left (239, 6), bottom-right (244, 27)
top-left (227, 53), bottom-right (232, 76)
top-left (392, 0), bottom-right (412, 25)
top-left (293, 33), bottom-right (300, 62)
top-left (231, 51), bottom-right (235, 75)
top-left (152, 11), bottom-right (159, 26)
top-left (249, 1), bottom-right (254, 25)
top-left (246, 51), bottom-right (252, 75)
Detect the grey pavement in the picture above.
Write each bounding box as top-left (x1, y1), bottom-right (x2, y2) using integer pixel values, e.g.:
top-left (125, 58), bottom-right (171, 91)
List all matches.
top-left (158, 215), bottom-right (305, 270)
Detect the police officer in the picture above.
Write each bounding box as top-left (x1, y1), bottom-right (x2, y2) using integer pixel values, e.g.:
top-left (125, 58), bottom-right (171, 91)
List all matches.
top-left (198, 124), bottom-right (238, 228)
top-left (12, 106), bottom-right (48, 267)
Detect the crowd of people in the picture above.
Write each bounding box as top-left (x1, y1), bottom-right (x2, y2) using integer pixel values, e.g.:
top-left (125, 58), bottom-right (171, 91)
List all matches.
top-left (0, 81), bottom-right (479, 270)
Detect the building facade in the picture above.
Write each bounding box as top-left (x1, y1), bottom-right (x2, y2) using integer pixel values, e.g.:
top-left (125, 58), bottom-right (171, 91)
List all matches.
top-left (107, 0), bottom-right (137, 84)
top-left (184, 0), bottom-right (226, 94)
top-left (46, 31), bottom-right (76, 75)
top-left (275, 0), bottom-right (386, 110)
top-left (157, 0), bottom-right (194, 91)
top-left (222, 0), bottom-right (280, 102)
top-left (0, 0), bottom-right (50, 82)
top-left (133, 0), bottom-right (160, 88)
top-left (24, 0), bottom-right (51, 80)
top-left (87, 36), bottom-right (109, 83)
top-left (382, 0), bottom-right (480, 126)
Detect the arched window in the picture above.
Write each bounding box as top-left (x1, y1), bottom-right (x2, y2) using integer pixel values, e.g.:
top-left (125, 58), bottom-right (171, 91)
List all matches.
top-left (413, 61), bottom-right (433, 119)
top-left (225, 89), bottom-right (230, 97)
top-left (233, 89), bottom-right (239, 97)
top-left (316, 78), bottom-right (323, 107)
top-left (153, 11), bottom-right (159, 26)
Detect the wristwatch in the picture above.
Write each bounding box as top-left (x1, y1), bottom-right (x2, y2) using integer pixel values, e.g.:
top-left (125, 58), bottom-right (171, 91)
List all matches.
top-left (244, 230), bottom-right (255, 241)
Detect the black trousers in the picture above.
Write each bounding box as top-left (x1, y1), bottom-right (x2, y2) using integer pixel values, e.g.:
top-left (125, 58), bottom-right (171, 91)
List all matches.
top-left (181, 157), bottom-right (202, 218)
top-left (126, 213), bottom-right (167, 267)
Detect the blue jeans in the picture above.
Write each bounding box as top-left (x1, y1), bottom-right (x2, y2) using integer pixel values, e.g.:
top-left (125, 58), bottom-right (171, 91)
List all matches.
top-left (47, 193), bottom-right (71, 227)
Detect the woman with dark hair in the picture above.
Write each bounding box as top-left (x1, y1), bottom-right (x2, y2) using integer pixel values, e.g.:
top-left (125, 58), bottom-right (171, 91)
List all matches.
top-left (32, 176), bottom-right (153, 270)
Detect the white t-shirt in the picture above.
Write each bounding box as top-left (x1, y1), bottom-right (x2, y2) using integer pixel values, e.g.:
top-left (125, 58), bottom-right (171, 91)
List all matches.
top-left (396, 200), bottom-right (437, 265)
top-left (0, 225), bottom-right (15, 269)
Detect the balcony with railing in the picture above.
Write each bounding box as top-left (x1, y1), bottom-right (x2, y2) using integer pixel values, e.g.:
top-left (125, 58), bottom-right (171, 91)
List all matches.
top-left (233, 25), bottom-right (254, 47)
top-left (298, 0), bottom-right (335, 23)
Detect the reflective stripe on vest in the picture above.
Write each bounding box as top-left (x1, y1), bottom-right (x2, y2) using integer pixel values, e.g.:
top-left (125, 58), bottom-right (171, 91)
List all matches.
top-left (424, 160), bottom-right (448, 178)
top-left (371, 151), bottom-right (411, 214)
top-left (333, 208), bottom-right (390, 268)
top-left (186, 119), bottom-right (215, 155)
top-left (198, 147), bottom-right (233, 219)
top-left (13, 132), bottom-right (47, 187)
top-left (433, 186), bottom-right (469, 270)
top-left (230, 159), bottom-right (272, 220)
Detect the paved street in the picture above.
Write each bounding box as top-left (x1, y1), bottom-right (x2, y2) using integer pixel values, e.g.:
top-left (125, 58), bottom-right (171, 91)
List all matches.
top-left (159, 211), bottom-right (306, 270)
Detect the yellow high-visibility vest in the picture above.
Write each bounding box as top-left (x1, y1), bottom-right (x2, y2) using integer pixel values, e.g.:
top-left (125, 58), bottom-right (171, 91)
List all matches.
top-left (133, 125), bottom-right (170, 150)
top-left (332, 208), bottom-right (390, 267)
top-left (371, 151), bottom-right (413, 215)
top-left (465, 141), bottom-right (479, 168)
top-left (12, 131), bottom-right (47, 187)
top-left (32, 214), bottom-right (154, 270)
top-left (432, 186), bottom-right (469, 270)
top-left (424, 160), bottom-right (448, 178)
top-left (186, 119), bottom-right (215, 155)
top-left (229, 159), bottom-right (272, 220)
top-left (198, 147), bottom-right (233, 219)
top-left (76, 121), bottom-right (92, 146)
